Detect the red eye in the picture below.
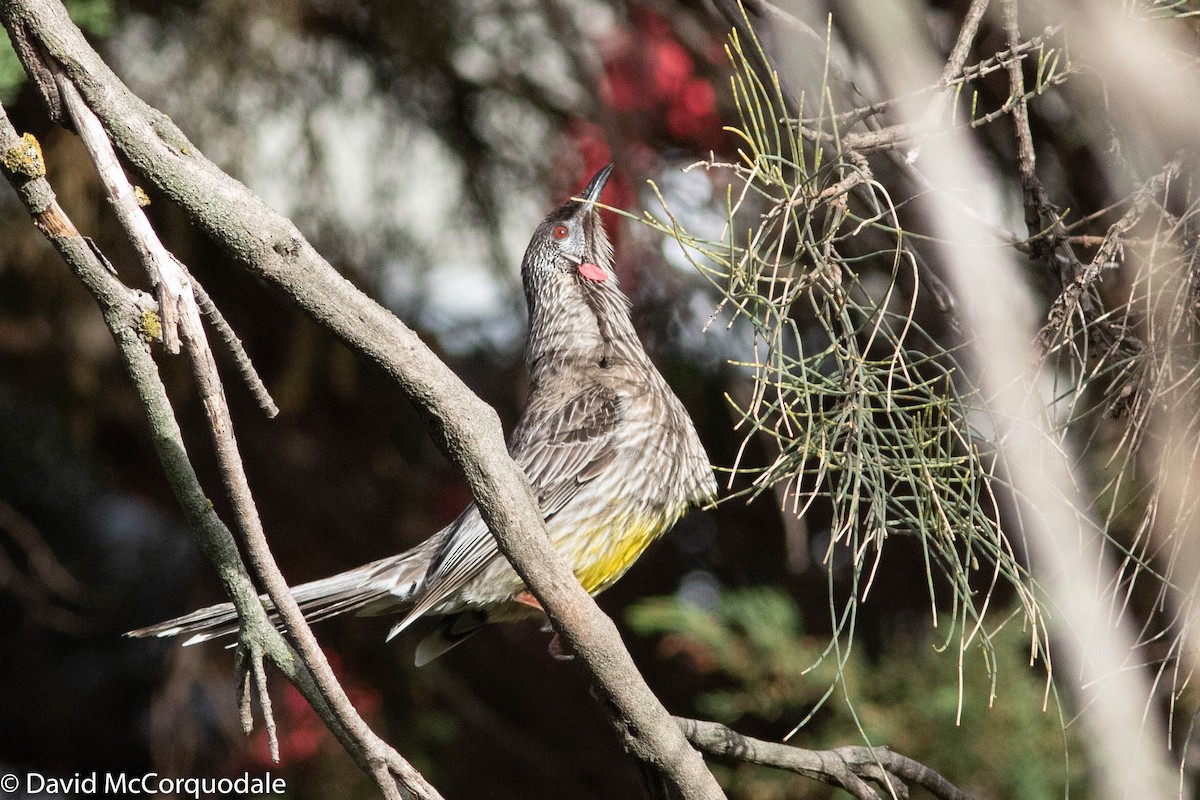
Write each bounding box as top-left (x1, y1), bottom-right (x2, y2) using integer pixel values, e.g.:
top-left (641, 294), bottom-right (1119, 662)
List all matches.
top-left (553, 224), bottom-right (569, 240)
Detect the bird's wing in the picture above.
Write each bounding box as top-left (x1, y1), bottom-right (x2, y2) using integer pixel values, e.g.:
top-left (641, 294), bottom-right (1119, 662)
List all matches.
top-left (386, 383), bottom-right (624, 634)
top-left (515, 382), bottom-right (624, 519)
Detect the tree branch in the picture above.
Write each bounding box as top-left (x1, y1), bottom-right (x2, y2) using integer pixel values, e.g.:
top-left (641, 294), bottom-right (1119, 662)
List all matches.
top-left (0, 97), bottom-right (444, 800)
top-left (999, 0), bottom-right (1083, 287)
top-left (57, 76), bottom-right (186, 352)
top-left (50, 67), bottom-right (437, 797)
top-left (191, 276), bottom-right (279, 418)
top-left (677, 718), bottom-right (979, 800)
top-left (800, 25), bottom-right (1063, 136)
top-left (1, 1), bottom-right (723, 796)
top-left (940, 0), bottom-right (991, 90)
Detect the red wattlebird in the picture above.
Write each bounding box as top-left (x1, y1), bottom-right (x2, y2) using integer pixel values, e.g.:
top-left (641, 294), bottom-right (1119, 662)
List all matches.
top-left (130, 165), bottom-right (716, 664)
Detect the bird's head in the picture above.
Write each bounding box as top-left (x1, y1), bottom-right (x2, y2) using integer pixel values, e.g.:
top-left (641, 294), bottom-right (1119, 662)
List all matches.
top-left (520, 164), bottom-right (641, 375)
top-left (520, 164), bottom-right (616, 297)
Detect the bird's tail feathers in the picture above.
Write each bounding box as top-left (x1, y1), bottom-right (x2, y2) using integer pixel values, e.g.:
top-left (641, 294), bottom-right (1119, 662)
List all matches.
top-left (126, 550), bottom-right (429, 646)
top-left (412, 612), bottom-right (489, 667)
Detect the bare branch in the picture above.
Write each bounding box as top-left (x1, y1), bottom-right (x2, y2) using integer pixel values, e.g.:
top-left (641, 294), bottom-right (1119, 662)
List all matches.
top-left (1089, 155), bottom-right (1184, 276)
top-left (43, 87), bottom-right (277, 413)
top-left (804, 24), bottom-right (1063, 133)
top-left (58, 77), bottom-right (186, 352)
top-left (677, 718), bottom-right (978, 800)
top-left (191, 275), bottom-right (279, 418)
top-left (236, 642), bottom-right (280, 763)
top-left (940, 0), bottom-right (991, 90)
top-left (913, 0), bottom-right (993, 149)
top-left (170, 278), bottom-right (405, 790)
top-left (60, 60), bottom-right (419, 797)
top-left (999, 0), bottom-right (1084, 288)
top-left (0, 96), bottom-right (444, 800)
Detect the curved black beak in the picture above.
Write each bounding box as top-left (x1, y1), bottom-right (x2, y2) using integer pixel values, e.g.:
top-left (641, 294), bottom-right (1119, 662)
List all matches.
top-left (581, 163), bottom-right (614, 205)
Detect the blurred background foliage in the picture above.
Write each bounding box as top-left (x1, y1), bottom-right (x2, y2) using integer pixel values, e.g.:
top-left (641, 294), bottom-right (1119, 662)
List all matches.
top-left (628, 587), bottom-right (1084, 800)
top-left (1, 0), bottom-right (1197, 798)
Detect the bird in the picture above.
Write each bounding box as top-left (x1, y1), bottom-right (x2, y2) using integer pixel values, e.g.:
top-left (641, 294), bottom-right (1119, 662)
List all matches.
top-left (128, 164), bottom-right (717, 665)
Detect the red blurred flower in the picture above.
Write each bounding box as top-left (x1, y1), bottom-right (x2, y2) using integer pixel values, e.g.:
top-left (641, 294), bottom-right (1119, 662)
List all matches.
top-left (651, 38), bottom-right (693, 99)
top-left (581, 7), bottom-right (728, 155)
top-left (242, 651), bottom-right (382, 769)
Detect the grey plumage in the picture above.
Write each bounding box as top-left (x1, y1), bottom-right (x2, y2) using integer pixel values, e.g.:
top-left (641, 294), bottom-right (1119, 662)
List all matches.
top-left (129, 165), bottom-right (716, 664)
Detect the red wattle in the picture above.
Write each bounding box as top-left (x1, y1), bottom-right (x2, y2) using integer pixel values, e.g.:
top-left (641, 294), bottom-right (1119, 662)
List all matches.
top-left (579, 262), bottom-right (608, 282)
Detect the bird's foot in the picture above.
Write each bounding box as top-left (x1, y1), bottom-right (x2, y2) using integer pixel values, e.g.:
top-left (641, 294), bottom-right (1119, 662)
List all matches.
top-left (514, 590), bottom-right (544, 611)
top-left (514, 591), bottom-right (572, 659)
top-left (548, 632), bottom-right (575, 661)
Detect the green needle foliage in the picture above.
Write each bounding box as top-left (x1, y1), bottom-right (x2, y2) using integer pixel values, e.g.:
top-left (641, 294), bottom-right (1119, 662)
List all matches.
top-left (631, 4), bottom-right (1200, 787)
top-left (635, 20), bottom-right (1049, 726)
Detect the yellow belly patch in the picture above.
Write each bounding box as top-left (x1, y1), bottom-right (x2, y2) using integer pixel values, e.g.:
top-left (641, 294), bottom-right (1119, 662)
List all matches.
top-left (569, 508), bottom-right (685, 595)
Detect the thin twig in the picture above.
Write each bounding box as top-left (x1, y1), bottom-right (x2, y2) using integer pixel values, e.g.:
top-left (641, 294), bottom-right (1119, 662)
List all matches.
top-left (59, 78), bottom-right (277, 414)
top-left (800, 68), bottom-right (1074, 156)
top-left (1089, 155), bottom-right (1184, 275)
top-left (919, 0), bottom-right (993, 149)
top-left (251, 643), bottom-right (280, 762)
top-left (802, 25), bottom-right (1063, 131)
top-left (1002, 0), bottom-right (1042, 239)
top-left (941, 0), bottom-right (992, 90)
top-left (235, 644), bottom-right (256, 736)
top-left (1038, 156), bottom-right (1182, 352)
top-left (57, 76), bottom-right (186, 352)
top-left (190, 273), bottom-right (279, 418)
top-left (999, 0), bottom-right (1082, 285)
top-left (234, 641), bottom-right (281, 763)
top-left (174, 203), bottom-right (418, 800)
